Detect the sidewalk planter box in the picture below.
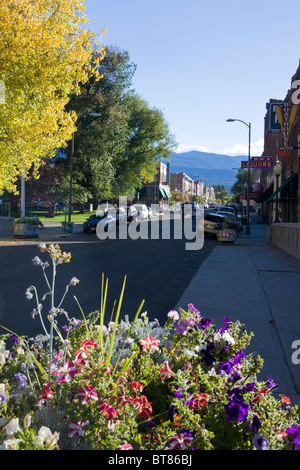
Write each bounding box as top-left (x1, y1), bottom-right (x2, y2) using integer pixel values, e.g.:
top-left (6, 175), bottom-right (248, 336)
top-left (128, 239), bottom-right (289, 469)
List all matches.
top-left (217, 229), bottom-right (237, 243)
top-left (13, 222), bottom-right (39, 238)
top-left (0, 217), bottom-right (15, 237)
top-left (61, 221), bottom-right (74, 233)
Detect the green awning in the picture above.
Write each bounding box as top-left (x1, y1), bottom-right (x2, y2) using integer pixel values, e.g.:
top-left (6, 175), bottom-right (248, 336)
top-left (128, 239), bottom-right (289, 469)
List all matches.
top-left (159, 187), bottom-right (167, 198)
top-left (164, 188), bottom-right (172, 198)
top-left (266, 174), bottom-right (296, 203)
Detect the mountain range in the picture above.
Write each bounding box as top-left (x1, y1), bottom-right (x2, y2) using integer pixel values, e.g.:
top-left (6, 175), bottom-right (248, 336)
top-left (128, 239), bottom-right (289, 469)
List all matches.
top-left (163, 150), bottom-right (246, 193)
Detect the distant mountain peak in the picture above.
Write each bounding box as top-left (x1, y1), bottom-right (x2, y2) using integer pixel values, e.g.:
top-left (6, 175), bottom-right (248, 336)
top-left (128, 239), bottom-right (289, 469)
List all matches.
top-left (161, 150), bottom-right (245, 193)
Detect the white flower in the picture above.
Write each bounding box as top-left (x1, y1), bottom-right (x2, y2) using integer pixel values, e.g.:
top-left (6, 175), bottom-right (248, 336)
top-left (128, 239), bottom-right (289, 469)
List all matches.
top-left (25, 288), bottom-right (33, 300)
top-left (183, 349), bottom-right (198, 358)
top-left (222, 331), bottom-right (235, 345)
top-left (32, 256), bottom-right (42, 266)
top-left (0, 438), bottom-right (22, 450)
top-left (5, 418), bottom-right (21, 436)
top-left (70, 277), bottom-right (80, 286)
top-left (33, 426), bottom-right (59, 447)
top-left (38, 242), bottom-right (47, 252)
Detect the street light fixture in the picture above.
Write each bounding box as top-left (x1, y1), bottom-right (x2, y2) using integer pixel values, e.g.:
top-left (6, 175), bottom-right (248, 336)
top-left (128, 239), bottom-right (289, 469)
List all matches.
top-left (226, 118), bottom-right (251, 235)
top-left (273, 160), bottom-right (282, 223)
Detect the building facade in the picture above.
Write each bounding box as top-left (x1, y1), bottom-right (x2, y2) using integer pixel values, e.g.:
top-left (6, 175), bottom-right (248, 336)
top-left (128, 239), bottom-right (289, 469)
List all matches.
top-left (260, 62), bottom-right (300, 223)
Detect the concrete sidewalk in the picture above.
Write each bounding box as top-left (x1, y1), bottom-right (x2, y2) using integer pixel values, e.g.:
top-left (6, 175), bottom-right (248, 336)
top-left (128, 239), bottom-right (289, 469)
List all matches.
top-left (176, 216), bottom-right (300, 405)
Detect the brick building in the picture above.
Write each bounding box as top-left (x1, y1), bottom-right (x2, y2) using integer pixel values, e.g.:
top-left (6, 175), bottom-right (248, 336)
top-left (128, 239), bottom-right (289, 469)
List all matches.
top-left (260, 62), bottom-right (300, 223)
top-left (138, 160), bottom-right (172, 207)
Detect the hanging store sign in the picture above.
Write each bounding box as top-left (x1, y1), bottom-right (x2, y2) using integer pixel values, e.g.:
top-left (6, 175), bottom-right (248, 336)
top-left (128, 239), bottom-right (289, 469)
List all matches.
top-left (241, 157), bottom-right (273, 169)
top-left (275, 103), bottom-right (297, 149)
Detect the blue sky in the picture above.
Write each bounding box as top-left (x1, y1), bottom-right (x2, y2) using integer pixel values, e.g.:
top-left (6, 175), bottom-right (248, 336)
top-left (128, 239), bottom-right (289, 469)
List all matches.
top-left (83, 0), bottom-right (300, 157)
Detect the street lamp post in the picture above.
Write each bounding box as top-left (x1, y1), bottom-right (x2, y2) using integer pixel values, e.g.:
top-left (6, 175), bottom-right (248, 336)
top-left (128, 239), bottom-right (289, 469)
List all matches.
top-left (226, 118), bottom-right (251, 235)
top-left (273, 160), bottom-right (282, 223)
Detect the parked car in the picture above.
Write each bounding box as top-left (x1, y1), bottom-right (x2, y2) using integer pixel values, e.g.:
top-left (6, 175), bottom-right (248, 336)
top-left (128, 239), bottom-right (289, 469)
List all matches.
top-left (127, 205), bottom-right (138, 222)
top-left (217, 211), bottom-right (237, 222)
top-left (218, 206), bottom-right (236, 215)
top-left (134, 204), bottom-right (149, 220)
top-left (83, 211), bottom-right (115, 233)
top-left (115, 206), bottom-right (138, 224)
top-left (181, 202), bottom-right (200, 219)
top-left (115, 207), bottom-right (127, 225)
top-left (147, 206), bottom-right (153, 219)
top-left (204, 213), bottom-right (227, 237)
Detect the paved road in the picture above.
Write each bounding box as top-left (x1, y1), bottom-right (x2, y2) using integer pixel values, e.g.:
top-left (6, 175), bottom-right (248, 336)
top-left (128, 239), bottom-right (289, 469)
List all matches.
top-left (0, 219), bottom-right (217, 339)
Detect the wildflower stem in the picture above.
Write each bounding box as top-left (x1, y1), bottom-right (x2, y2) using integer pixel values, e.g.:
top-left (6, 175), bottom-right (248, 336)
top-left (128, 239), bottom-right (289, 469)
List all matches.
top-left (106, 276), bottom-right (126, 366)
top-left (74, 296), bottom-right (90, 339)
top-left (99, 273), bottom-right (108, 351)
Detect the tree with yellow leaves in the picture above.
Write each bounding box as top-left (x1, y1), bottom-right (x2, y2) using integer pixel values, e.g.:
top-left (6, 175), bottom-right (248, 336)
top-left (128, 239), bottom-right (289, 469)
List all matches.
top-left (0, 0), bottom-right (106, 194)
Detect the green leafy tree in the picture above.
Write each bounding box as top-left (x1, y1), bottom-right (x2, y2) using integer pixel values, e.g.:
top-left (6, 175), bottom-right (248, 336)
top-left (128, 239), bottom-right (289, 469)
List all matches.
top-left (65, 47), bottom-right (176, 203)
top-left (231, 168), bottom-right (253, 201)
top-left (112, 93), bottom-right (176, 196)
top-left (65, 47), bottom-right (136, 203)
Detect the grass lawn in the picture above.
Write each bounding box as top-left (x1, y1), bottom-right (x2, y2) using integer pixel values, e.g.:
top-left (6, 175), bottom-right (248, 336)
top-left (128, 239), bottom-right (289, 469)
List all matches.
top-left (32, 210), bottom-right (96, 224)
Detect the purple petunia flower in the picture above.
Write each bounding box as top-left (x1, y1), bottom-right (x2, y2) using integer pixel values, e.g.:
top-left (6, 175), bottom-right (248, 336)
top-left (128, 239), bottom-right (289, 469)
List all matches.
top-left (220, 317), bottom-right (230, 333)
top-left (233, 349), bottom-right (245, 365)
top-left (219, 359), bottom-right (234, 376)
top-left (188, 303), bottom-right (200, 315)
top-left (0, 392), bottom-right (9, 404)
top-left (266, 375), bottom-right (279, 391)
top-left (173, 388), bottom-right (193, 405)
top-left (167, 404), bottom-right (176, 422)
top-left (174, 320), bottom-right (189, 335)
top-left (251, 414), bottom-right (262, 432)
top-left (14, 373), bottom-right (28, 388)
top-left (252, 434), bottom-right (270, 450)
top-left (198, 317), bottom-right (211, 328)
top-left (244, 382), bottom-right (256, 392)
top-left (224, 398), bottom-right (250, 422)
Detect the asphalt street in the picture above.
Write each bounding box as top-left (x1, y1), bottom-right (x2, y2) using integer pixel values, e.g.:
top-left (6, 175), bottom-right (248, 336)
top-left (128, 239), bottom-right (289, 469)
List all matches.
top-left (0, 219), bottom-right (217, 339)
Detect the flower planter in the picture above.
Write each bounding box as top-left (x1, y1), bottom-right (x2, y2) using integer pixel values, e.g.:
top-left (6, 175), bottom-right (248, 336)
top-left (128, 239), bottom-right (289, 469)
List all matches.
top-left (13, 223), bottom-right (39, 238)
top-left (217, 229), bottom-right (237, 243)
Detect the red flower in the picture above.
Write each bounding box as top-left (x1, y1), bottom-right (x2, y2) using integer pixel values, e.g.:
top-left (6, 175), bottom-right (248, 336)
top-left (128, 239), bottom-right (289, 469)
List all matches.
top-left (129, 381), bottom-right (144, 392)
top-left (193, 393), bottom-right (209, 408)
top-left (140, 334), bottom-right (160, 351)
top-left (280, 394), bottom-right (291, 405)
top-left (160, 361), bottom-right (175, 383)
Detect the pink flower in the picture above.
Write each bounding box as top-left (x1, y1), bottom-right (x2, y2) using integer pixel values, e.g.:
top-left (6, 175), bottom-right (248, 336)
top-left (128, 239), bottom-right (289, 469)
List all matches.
top-left (117, 395), bottom-right (132, 406)
top-left (169, 433), bottom-right (193, 450)
top-left (136, 395), bottom-right (152, 419)
top-left (140, 334), bottom-right (160, 351)
top-left (167, 310), bottom-right (179, 320)
top-left (53, 360), bottom-right (78, 383)
top-left (68, 419), bottom-right (89, 438)
top-left (81, 339), bottom-right (99, 350)
top-left (160, 361), bottom-right (176, 383)
top-left (37, 382), bottom-right (54, 406)
top-left (77, 386), bottom-right (98, 404)
top-left (129, 381), bottom-right (144, 392)
top-left (100, 401), bottom-right (117, 419)
top-left (116, 443), bottom-right (133, 450)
